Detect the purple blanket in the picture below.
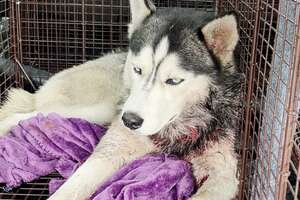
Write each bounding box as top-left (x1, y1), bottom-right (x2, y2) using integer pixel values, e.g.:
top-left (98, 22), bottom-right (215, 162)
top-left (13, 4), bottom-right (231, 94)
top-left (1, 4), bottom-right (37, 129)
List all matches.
top-left (0, 113), bottom-right (106, 189)
top-left (90, 154), bottom-right (195, 200)
top-left (0, 113), bottom-right (195, 199)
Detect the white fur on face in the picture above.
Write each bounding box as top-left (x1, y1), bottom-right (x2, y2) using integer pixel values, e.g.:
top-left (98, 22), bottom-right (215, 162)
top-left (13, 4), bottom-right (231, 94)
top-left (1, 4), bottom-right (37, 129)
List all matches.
top-left (122, 37), bottom-right (212, 135)
top-left (154, 36), bottom-right (170, 66)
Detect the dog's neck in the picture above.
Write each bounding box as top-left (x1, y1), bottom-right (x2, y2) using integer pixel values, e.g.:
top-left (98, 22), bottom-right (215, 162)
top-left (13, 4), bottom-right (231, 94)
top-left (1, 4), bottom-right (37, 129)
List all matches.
top-left (150, 127), bottom-right (228, 158)
top-left (149, 101), bottom-right (225, 156)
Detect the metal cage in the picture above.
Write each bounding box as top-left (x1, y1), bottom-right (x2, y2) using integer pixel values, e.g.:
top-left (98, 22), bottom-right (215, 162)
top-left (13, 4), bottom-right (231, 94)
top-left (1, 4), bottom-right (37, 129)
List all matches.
top-left (218, 1), bottom-right (300, 200)
top-left (0, 0), bottom-right (299, 199)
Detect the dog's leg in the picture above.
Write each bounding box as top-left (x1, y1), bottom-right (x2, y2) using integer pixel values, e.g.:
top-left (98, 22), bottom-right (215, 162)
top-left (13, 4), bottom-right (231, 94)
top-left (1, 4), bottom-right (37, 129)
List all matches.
top-left (39, 103), bottom-right (118, 125)
top-left (48, 122), bottom-right (155, 200)
top-left (0, 103), bottom-right (117, 137)
top-left (189, 141), bottom-right (239, 200)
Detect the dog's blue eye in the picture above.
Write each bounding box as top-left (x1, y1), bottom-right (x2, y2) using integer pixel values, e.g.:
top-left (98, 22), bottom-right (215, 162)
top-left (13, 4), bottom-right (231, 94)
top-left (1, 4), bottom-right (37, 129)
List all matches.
top-left (133, 67), bottom-right (142, 75)
top-left (165, 78), bottom-right (184, 85)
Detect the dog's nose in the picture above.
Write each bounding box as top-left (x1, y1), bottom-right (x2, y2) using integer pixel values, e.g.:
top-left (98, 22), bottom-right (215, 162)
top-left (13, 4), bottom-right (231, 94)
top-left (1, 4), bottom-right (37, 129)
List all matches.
top-left (122, 112), bottom-right (144, 130)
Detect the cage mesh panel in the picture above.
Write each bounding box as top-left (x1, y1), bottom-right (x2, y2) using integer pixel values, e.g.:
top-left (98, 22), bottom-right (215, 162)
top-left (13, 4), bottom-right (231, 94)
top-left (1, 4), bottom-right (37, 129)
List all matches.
top-left (220, 0), bottom-right (300, 200)
top-left (18, 0), bottom-right (129, 74)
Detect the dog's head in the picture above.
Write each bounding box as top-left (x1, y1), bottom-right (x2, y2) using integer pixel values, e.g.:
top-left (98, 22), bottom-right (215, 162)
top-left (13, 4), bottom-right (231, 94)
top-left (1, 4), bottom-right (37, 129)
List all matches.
top-left (121, 0), bottom-right (239, 135)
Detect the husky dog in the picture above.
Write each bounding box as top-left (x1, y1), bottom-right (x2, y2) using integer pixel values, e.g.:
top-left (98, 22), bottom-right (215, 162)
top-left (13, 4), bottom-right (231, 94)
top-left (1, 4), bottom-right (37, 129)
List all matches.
top-left (0, 0), bottom-right (243, 199)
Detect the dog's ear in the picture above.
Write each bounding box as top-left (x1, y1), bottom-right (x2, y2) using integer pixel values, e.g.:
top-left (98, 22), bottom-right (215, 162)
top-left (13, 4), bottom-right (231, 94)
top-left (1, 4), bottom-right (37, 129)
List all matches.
top-left (201, 13), bottom-right (239, 67)
top-left (128, 0), bottom-right (156, 37)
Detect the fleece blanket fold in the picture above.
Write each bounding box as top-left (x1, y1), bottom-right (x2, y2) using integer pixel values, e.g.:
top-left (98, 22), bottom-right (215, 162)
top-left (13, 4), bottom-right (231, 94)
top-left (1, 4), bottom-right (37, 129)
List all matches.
top-left (0, 113), bottom-right (195, 199)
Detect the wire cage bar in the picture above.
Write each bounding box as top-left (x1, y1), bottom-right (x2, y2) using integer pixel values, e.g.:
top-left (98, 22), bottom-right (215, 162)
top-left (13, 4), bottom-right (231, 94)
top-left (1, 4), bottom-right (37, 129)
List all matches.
top-left (0, 0), bottom-right (299, 200)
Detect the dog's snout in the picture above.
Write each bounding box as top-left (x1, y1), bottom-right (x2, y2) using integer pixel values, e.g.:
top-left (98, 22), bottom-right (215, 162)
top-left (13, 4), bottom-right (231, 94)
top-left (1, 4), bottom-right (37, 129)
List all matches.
top-left (122, 112), bottom-right (144, 130)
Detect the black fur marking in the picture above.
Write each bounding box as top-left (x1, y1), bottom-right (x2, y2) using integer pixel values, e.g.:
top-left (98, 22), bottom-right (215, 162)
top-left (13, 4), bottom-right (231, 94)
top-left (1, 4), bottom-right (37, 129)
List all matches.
top-left (197, 30), bottom-right (205, 42)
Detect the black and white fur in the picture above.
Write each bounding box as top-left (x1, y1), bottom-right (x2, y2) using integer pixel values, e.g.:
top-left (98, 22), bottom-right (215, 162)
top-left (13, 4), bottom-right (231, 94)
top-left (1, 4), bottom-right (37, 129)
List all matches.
top-left (0, 0), bottom-right (243, 199)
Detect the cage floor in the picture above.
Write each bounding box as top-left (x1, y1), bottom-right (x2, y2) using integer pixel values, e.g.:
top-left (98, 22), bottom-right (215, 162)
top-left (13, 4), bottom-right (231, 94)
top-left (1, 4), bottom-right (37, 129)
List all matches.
top-left (0, 173), bottom-right (61, 200)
